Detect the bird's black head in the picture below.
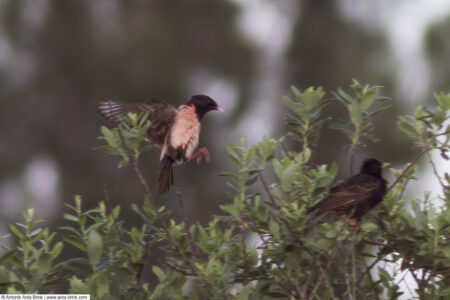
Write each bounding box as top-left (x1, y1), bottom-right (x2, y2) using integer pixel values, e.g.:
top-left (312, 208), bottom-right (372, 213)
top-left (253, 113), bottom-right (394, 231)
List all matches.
top-left (360, 158), bottom-right (388, 177)
top-left (187, 95), bottom-right (223, 120)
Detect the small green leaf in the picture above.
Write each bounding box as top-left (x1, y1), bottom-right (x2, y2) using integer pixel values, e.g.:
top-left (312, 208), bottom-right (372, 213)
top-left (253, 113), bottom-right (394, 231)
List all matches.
top-left (37, 253), bottom-right (52, 273)
top-left (269, 218), bottom-right (280, 239)
top-left (9, 224), bottom-right (23, 239)
top-left (87, 230), bottom-right (103, 266)
top-left (361, 222), bottom-right (377, 232)
top-left (64, 213), bottom-right (79, 223)
top-left (0, 249), bottom-right (17, 265)
top-left (63, 234), bottom-right (87, 252)
top-left (97, 274), bottom-right (109, 298)
top-left (397, 117), bottom-right (418, 137)
top-left (70, 276), bottom-right (89, 294)
top-left (152, 265), bottom-right (166, 282)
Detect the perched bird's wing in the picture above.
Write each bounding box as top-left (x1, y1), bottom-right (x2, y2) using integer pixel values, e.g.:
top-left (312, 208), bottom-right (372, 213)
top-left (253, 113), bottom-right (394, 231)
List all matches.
top-left (96, 100), bottom-right (178, 146)
top-left (309, 175), bottom-right (381, 214)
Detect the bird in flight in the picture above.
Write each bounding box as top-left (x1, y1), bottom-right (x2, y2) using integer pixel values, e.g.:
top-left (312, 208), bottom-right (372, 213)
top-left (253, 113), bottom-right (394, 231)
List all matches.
top-left (96, 95), bottom-right (224, 194)
top-left (306, 158), bottom-right (389, 227)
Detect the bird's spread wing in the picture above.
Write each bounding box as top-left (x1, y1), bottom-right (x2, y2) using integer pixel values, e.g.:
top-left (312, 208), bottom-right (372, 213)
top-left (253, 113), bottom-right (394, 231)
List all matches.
top-left (96, 100), bottom-right (178, 146)
top-left (309, 176), bottom-right (381, 213)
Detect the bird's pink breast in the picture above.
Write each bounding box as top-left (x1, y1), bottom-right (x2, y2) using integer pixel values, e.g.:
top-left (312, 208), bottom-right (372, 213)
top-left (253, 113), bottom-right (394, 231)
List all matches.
top-left (170, 105), bottom-right (200, 159)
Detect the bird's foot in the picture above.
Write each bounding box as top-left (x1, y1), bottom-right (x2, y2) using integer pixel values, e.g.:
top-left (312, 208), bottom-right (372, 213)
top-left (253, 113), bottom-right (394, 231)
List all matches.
top-left (188, 147), bottom-right (210, 164)
top-left (340, 215), bottom-right (360, 228)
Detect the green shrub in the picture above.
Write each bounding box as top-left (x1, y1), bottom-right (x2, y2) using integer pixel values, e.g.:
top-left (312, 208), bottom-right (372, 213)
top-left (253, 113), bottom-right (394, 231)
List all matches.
top-left (1, 81), bottom-right (448, 299)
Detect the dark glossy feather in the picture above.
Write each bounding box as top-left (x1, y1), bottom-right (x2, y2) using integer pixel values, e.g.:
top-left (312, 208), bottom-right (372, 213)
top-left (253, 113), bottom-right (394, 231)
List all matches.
top-left (307, 159), bottom-right (387, 227)
top-left (157, 156), bottom-right (174, 195)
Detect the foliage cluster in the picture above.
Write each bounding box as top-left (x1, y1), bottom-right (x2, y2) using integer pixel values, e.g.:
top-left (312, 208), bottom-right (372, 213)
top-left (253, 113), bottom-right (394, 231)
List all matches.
top-left (0, 81), bottom-right (449, 299)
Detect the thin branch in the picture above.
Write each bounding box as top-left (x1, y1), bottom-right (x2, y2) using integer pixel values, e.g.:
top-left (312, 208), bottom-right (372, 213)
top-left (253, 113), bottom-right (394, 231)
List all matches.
top-left (356, 256), bottom-right (383, 285)
top-left (177, 191), bottom-right (200, 258)
top-left (133, 159), bottom-right (156, 207)
top-left (364, 260), bottom-right (382, 300)
top-left (385, 148), bottom-right (430, 195)
top-left (132, 161), bottom-right (212, 296)
top-left (102, 184), bottom-right (111, 214)
top-left (434, 129), bottom-right (450, 137)
top-left (278, 266), bottom-right (303, 299)
top-left (350, 230), bottom-right (357, 300)
top-left (426, 151), bottom-right (445, 189)
top-left (314, 257), bottom-right (338, 300)
top-left (349, 144), bottom-right (356, 176)
top-left (410, 270), bottom-right (424, 297)
top-left (259, 172), bottom-right (279, 208)
top-left (306, 273), bottom-right (322, 300)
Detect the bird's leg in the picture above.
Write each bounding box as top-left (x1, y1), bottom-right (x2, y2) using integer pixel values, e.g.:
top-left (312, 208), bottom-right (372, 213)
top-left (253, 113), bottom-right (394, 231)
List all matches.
top-left (187, 147), bottom-right (210, 164)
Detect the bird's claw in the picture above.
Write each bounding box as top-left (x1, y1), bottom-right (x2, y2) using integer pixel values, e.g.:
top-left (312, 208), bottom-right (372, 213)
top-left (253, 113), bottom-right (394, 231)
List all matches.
top-left (196, 147), bottom-right (210, 164)
top-left (187, 147), bottom-right (210, 164)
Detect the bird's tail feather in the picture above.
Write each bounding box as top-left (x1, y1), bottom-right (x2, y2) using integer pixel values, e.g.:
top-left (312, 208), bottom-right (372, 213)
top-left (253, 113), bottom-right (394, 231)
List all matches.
top-left (157, 157), bottom-right (174, 195)
top-left (306, 212), bottom-right (329, 228)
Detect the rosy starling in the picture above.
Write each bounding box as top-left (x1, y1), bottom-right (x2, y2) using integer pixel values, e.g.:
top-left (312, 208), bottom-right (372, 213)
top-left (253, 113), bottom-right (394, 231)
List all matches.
top-left (96, 95), bottom-right (223, 194)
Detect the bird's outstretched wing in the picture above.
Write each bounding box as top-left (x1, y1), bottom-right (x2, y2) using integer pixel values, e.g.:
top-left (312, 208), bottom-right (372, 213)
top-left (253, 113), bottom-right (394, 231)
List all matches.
top-left (96, 100), bottom-right (178, 146)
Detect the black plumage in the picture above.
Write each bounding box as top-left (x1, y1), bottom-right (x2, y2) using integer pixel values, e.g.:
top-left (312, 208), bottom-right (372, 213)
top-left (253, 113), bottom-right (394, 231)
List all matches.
top-left (96, 95), bottom-right (223, 194)
top-left (306, 158), bottom-right (389, 227)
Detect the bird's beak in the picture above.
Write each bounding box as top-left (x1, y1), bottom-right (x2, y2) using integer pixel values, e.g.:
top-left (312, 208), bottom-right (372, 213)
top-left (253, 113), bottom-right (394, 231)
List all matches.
top-left (216, 106), bottom-right (225, 112)
top-left (382, 162), bottom-right (391, 168)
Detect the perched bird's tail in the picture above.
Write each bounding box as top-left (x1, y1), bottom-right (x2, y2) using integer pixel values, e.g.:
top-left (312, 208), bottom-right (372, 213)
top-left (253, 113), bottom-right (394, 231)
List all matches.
top-left (306, 211), bottom-right (329, 228)
top-left (306, 204), bottom-right (329, 228)
top-left (157, 156), bottom-right (174, 195)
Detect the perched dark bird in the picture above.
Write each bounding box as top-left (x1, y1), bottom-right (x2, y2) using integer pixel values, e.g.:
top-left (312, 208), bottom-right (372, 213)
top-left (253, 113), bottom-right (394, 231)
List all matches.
top-left (306, 158), bottom-right (389, 227)
top-left (96, 95), bottom-right (223, 194)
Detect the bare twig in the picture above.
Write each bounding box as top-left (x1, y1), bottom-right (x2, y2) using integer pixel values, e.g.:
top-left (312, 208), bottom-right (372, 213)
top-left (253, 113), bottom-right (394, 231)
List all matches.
top-left (356, 256), bottom-right (383, 285)
top-left (102, 183), bottom-right (112, 214)
top-left (362, 259), bottom-right (381, 300)
top-left (306, 273), bottom-right (322, 300)
top-left (177, 191), bottom-right (200, 257)
top-left (434, 129), bottom-right (450, 137)
top-left (350, 230), bottom-right (357, 300)
top-left (426, 151), bottom-right (445, 189)
top-left (278, 266), bottom-right (303, 299)
top-left (133, 159), bottom-right (156, 207)
top-left (385, 148), bottom-right (429, 195)
top-left (314, 257), bottom-right (338, 300)
top-left (259, 172), bottom-right (279, 208)
top-left (349, 144), bottom-right (356, 176)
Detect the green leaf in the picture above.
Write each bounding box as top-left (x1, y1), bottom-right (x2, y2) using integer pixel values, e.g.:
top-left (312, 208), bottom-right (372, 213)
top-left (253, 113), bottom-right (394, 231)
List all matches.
top-left (269, 218), bottom-right (280, 239)
top-left (152, 266), bottom-right (166, 282)
top-left (64, 213), bottom-right (79, 223)
top-left (70, 276), bottom-right (89, 294)
top-left (37, 253), bottom-right (52, 273)
top-left (397, 117), bottom-right (418, 137)
top-left (434, 91), bottom-right (450, 111)
top-left (236, 282), bottom-right (253, 299)
top-left (8, 224), bottom-right (23, 239)
top-left (97, 274), bottom-right (110, 298)
top-left (361, 222), bottom-right (377, 232)
top-left (50, 241), bottom-right (64, 260)
top-left (0, 249), bottom-right (17, 265)
top-left (63, 234), bottom-right (87, 252)
top-left (87, 230), bottom-right (103, 266)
